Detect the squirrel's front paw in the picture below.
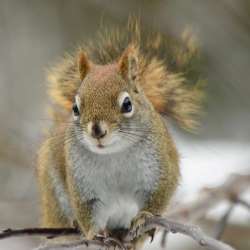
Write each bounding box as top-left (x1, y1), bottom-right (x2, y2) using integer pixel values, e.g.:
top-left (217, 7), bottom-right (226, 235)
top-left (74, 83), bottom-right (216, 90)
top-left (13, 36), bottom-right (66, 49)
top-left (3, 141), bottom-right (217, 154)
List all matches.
top-left (129, 211), bottom-right (154, 238)
top-left (92, 229), bottom-right (125, 249)
top-left (71, 220), bottom-right (80, 231)
top-left (93, 228), bottom-right (110, 240)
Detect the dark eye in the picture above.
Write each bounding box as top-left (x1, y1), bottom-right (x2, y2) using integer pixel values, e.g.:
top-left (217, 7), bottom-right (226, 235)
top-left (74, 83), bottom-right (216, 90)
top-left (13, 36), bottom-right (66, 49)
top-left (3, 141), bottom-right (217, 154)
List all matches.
top-left (121, 97), bottom-right (132, 113)
top-left (118, 92), bottom-right (134, 118)
top-left (72, 103), bottom-right (80, 116)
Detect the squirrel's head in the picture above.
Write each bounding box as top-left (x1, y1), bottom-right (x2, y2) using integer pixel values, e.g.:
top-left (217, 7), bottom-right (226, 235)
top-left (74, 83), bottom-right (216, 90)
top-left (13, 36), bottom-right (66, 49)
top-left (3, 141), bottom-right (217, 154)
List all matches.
top-left (71, 46), bottom-right (152, 154)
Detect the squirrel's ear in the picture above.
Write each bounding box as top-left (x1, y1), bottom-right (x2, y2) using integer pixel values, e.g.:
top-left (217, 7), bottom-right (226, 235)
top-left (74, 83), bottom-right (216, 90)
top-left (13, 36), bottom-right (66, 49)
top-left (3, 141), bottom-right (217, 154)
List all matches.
top-left (78, 51), bottom-right (91, 81)
top-left (118, 46), bottom-right (138, 82)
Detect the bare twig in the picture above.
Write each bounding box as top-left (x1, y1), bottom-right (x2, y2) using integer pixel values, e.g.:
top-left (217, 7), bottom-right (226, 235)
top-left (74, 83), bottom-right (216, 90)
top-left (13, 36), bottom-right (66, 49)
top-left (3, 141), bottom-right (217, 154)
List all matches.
top-left (237, 198), bottom-right (250, 210)
top-left (213, 195), bottom-right (250, 240)
top-left (160, 229), bottom-right (168, 248)
top-left (2, 173), bottom-right (249, 250)
top-left (125, 217), bottom-right (236, 250)
top-left (35, 239), bottom-right (109, 250)
top-left (167, 174), bottom-right (250, 222)
top-left (214, 204), bottom-right (235, 240)
top-left (0, 228), bottom-right (79, 240)
top-left (166, 174), bottom-right (250, 242)
top-left (0, 216), bottom-right (236, 250)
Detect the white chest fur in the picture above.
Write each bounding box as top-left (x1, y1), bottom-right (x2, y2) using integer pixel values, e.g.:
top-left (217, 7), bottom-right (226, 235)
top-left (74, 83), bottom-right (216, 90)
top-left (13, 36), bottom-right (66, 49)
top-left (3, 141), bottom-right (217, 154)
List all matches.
top-left (68, 138), bottom-right (160, 231)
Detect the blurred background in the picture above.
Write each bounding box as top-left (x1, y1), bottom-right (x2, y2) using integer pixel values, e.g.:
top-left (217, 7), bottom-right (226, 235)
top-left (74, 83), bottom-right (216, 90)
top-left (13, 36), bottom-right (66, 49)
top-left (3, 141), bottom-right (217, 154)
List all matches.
top-left (0, 0), bottom-right (249, 249)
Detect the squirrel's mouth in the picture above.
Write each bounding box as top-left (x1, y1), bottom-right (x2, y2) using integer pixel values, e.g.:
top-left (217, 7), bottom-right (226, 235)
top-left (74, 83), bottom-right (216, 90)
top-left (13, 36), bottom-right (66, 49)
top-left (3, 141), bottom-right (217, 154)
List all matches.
top-left (82, 132), bottom-right (134, 154)
top-left (97, 142), bottom-right (105, 148)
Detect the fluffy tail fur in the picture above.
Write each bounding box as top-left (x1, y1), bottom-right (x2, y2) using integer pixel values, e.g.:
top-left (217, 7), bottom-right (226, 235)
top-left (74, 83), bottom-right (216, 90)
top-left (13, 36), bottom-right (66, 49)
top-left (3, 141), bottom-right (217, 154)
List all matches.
top-left (47, 19), bottom-right (205, 131)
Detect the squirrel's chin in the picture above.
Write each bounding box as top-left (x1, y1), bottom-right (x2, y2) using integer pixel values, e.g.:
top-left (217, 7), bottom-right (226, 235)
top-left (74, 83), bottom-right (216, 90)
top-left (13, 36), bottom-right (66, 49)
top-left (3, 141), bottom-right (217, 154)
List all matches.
top-left (87, 144), bottom-right (122, 155)
top-left (82, 138), bottom-right (134, 155)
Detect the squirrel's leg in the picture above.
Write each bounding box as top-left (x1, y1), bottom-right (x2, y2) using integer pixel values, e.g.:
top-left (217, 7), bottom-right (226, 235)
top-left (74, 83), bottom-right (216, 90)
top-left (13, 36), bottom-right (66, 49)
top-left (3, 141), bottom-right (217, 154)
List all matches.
top-left (38, 137), bottom-right (73, 229)
top-left (129, 210), bottom-right (155, 250)
top-left (66, 179), bottom-right (96, 240)
top-left (70, 199), bottom-right (96, 240)
top-left (130, 176), bottom-right (178, 249)
top-left (38, 166), bottom-right (70, 228)
top-left (127, 236), bottom-right (147, 250)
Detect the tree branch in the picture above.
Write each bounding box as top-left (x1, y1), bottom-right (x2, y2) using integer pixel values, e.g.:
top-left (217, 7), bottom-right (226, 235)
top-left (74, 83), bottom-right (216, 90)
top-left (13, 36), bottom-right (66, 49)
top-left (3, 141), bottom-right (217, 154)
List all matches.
top-left (160, 229), bottom-right (168, 248)
top-left (1, 173), bottom-right (249, 250)
top-left (35, 239), bottom-right (109, 250)
top-left (0, 217), bottom-right (237, 250)
top-left (0, 228), bottom-right (78, 240)
top-left (237, 198), bottom-right (250, 210)
top-left (213, 204), bottom-right (235, 240)
top-left (125, 217), bottom-right (236, 250)
top-left (166, 174), bottom-right (250, 222)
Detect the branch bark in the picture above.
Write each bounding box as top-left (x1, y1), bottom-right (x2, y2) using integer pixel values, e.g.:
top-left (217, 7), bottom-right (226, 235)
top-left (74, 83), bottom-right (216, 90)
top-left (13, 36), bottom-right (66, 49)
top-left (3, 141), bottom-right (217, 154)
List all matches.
top-left (126, 217), bottom-right (236, 250)
top-left (0, 217), bottom-right (237, 250)
top-left (1, 173), bottom-right (249, 250)
top-left (0, 228), bottom-right (78, 240)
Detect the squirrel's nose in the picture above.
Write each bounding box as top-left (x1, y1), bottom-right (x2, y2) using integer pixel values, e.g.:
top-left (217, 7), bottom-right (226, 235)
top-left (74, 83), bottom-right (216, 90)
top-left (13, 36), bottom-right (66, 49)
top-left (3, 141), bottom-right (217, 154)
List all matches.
top-left (91, 122), bottom-right (107, 139)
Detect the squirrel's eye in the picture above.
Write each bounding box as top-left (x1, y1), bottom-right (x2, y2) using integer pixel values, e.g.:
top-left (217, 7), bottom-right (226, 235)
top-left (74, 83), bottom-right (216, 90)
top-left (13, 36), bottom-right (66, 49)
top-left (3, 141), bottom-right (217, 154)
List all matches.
top-left (121, 97), bottom-right (132, 113)
top-left (118, 92), bottom-right (134, 118)
top-left (72, 103), bottom-right (80, 116)
top-left (73, 95), bottom-right (81, 119)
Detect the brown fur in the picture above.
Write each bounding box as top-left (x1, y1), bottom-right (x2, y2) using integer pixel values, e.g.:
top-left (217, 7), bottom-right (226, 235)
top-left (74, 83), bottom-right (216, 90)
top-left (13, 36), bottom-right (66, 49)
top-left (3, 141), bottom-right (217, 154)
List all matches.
top-left (47, 20), bottom-right (205, 131)
top-left (37, 19), bottom-right (205, 249)
top-left (37, 129), bottom-right (70, 228)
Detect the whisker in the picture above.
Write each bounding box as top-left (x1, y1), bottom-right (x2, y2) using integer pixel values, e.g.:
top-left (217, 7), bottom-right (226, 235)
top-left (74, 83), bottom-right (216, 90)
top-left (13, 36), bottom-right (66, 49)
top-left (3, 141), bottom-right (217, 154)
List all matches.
top-left (118, 129), bottom-right (150, 143)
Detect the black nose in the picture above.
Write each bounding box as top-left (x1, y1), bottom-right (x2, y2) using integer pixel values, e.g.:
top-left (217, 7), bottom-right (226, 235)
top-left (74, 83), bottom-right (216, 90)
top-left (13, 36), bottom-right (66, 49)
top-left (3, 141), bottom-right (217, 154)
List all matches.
top-left (91, 122), bottom-right (107, 139)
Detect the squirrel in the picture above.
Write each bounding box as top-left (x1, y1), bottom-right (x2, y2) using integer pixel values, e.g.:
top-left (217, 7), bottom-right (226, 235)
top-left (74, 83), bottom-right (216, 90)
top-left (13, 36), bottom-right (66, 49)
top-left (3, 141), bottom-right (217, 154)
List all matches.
top-left (37, 20), bottom-right (204, 249)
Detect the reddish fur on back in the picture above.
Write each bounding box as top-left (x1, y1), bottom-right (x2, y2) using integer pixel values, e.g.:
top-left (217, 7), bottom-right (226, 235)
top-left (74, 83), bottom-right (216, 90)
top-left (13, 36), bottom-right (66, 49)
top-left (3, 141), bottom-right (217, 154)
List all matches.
top-left (47, 20), bottom-right (205, 131)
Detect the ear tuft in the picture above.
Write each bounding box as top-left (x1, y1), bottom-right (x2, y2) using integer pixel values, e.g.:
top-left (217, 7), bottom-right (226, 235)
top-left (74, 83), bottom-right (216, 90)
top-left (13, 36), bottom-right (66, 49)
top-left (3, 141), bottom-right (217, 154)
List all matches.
top-left (118, 45), bottom-right (138, 82)
top-left (78, 51), bottom-right (90, 81)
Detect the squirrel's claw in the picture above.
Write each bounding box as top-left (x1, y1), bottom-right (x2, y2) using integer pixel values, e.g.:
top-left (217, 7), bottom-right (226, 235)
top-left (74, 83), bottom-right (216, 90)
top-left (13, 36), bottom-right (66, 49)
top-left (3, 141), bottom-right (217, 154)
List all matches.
top-left (93, 228), bottom-right (110, 240)
top-left (130, 211), bottom-right (154, 239)
top-left (148, 228), bottom-right (156, 243)
top-left (103, 237), bottom-right (126, 250)
top-left (93, 230), bottom-right (126, 250)
top-left (71, 220), bottom-right (80, 231)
